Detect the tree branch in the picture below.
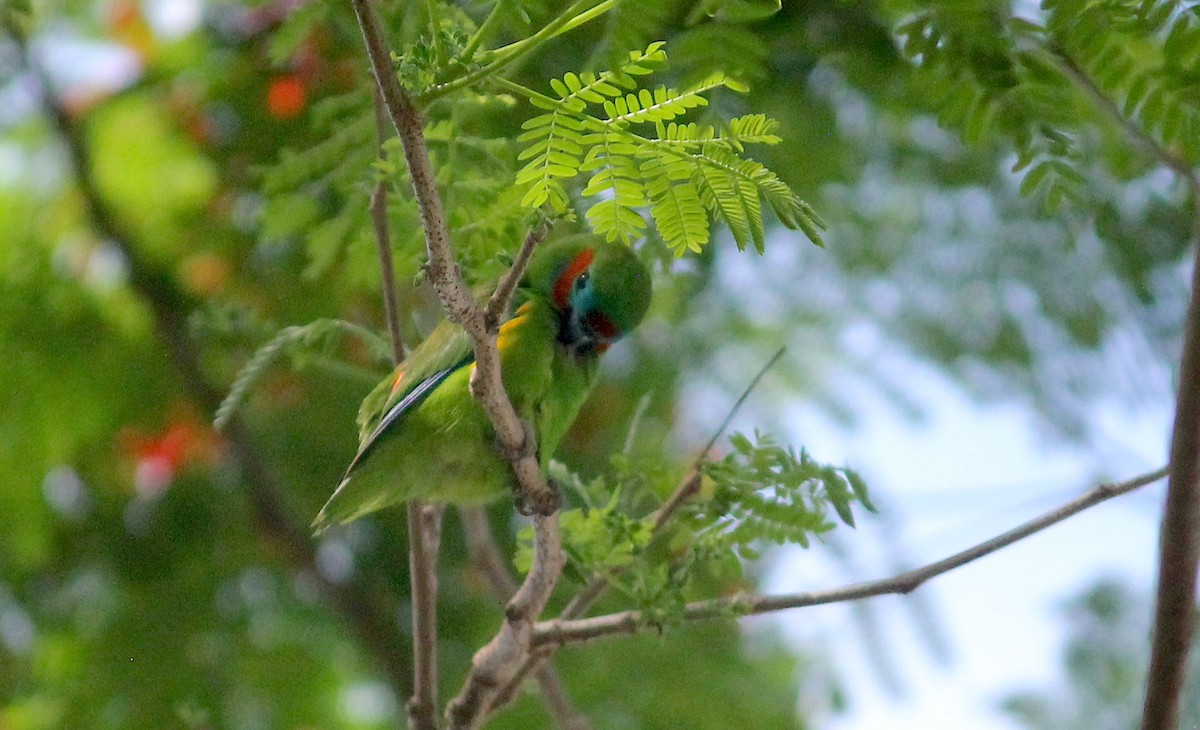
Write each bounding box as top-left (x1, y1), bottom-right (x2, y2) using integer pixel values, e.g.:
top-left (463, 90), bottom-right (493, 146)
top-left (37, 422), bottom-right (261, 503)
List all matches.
top-left (1051, 45), bottom-right (1200, 730)
top-left (371, 86), bottom-right (406, 364)
top-left (461, 508), bottom-right (591, 730)
top-left (485, 227), bottom-right (547, 329)
top-left (584, 346), bottom-right (786, 613)
top-left (491, 348), bottom-right (786, 707)
top-left (531, 466), bottom-right (1169, 647)
top-left (407, 502), bottom-right (445, 729)
top-left (447, 514), bottom-right (566, 728)
top-left (1143, 176), bottom-right (1200, 730)
top-left (366, 82), bottom-right (441, 730)
top-left (348, 3), bottom-right (567, 726)
top-left (350, 0), bottom-right (556, 514)
top-left (3, 16), bottom-right (413, 706)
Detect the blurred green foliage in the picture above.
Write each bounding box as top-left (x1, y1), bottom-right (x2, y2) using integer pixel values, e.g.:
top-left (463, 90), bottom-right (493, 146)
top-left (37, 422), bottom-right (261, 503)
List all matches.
top-left (0, 0), bottom-right (1196, 727)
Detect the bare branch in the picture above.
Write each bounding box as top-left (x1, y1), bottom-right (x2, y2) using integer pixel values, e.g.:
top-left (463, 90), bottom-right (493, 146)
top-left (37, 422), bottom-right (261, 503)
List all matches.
top-left (371, 86), bottom-right (406, 363)
top-left (491, 349), bottom-right (788, 706)
top-left (1051, 45), bottom-right (1200, 730)
top-left (531, 467), bottom-right (1169, 647)
top-left (461, 509), bottom-right (591, 730)
top-left (407, 502), bottom-right (445, 729)
top-left (348, 4), bottom-right (568, 726)
top-left (485, 227), bottom-right (547, 329)
top-left (1143, 178), bottom-right (1200, 730)
top-left (447, 514), bottom-right (566, 728)
top-left (562, 347), bottom-right (788, 620)
top-left (350, 0), bottom-right (556, 515)
top-left (698, 346), bottom-right (788, 461)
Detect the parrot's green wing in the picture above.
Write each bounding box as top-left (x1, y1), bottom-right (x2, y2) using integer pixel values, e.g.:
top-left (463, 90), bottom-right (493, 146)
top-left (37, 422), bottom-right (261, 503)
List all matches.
top-left (353, 320), bottom-right (473, 453)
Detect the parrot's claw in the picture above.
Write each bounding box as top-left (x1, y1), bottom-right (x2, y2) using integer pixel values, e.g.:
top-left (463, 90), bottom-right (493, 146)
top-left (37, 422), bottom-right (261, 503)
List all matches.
top-left (495, 418), bottom-right (560, 515)
top-left (513, 476), bottom-right (561, 517)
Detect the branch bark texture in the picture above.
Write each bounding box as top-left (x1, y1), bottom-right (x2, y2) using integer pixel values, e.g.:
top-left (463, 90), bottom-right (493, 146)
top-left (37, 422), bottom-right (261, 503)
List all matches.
top-left (461, 508), bottom-right (590, 730)
top-left (1052, 46), bottom-right (1200, 729)
top-left (1142, 178), bottom-right (1200, 730)
top-left (348, 3), bottom-right (567, 726)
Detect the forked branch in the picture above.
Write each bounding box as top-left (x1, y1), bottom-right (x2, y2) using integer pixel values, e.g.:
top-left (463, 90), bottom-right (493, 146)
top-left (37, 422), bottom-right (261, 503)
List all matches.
top-left (348, 2), bottom-right (566, 726)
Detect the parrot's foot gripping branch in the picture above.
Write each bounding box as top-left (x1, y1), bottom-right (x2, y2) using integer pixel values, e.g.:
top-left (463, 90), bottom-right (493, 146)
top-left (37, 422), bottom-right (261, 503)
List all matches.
top-left (514, 477), bottom-right (562, 517)
top-left (495, 417), bottom-right (561, 516)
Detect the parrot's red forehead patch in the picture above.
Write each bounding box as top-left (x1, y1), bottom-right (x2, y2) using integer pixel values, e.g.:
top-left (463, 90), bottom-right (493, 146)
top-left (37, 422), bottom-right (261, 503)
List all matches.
top-left (553, 247), bottom-right (594, 310)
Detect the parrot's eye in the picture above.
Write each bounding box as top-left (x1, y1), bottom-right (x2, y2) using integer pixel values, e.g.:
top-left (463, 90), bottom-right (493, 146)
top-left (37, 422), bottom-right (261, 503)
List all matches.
top-left (574, 271), bottom-right (590, 291)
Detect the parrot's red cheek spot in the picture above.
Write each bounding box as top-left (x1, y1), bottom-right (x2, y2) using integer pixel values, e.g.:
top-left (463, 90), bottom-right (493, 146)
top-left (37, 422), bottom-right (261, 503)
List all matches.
top-left (585, 311), bottom-right (619, 340)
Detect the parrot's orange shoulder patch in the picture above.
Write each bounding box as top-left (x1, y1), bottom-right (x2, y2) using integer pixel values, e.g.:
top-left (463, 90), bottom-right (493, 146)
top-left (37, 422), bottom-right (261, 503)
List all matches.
top-left (388, 369), bottom-right (407, 399)
top-left (497, 301), bottom-right (534, 353)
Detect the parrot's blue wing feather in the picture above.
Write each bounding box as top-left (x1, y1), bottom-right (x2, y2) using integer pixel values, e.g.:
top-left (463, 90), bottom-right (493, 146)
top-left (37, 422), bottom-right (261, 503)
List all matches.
top-left (346, 354), bottom-right (473, 475)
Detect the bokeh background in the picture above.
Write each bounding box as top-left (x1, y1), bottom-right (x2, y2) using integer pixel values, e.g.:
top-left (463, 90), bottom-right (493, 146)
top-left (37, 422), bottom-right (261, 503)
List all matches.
top-left (1, 0), bottom-right (1196, 727)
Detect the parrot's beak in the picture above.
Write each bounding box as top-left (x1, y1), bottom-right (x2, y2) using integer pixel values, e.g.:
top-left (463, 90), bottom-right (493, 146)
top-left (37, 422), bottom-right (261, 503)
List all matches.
top-left (564, 307), bottom-right (599, 354)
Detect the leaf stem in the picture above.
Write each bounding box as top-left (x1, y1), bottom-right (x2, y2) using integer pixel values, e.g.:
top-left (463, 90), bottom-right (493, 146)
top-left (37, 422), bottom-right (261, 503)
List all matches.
top-left (422, 0), bottom-right (613, 104)
top-left (487, 0), bottom-right (616, 62)
top-left (426, 0), bottom-right (447, 69)
top-left (461, 0), bottom-right (510, 62)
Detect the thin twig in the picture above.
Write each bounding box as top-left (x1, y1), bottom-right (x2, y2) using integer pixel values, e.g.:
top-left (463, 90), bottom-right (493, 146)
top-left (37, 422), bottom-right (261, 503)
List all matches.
top-left (699, 347), bottom-right (787, 459)
top-left (407, 501), bottom-right (445, 729)
top-left (622, 394), bottom-right (653, 457)
top-left (2, 15), bottom-right (413, 706)
top-left (485, 227), bottom-right (547, 329)
top-left (461, 508), bottom-right (591, 730)
top-left (493, 348), bottom-right (787, 708)
top-left (532, 466), bottom-right (1170, 647)
top-left (371, 86), bottom-right (406, 363)
top-left (565, 346), bottom-right (787, 618)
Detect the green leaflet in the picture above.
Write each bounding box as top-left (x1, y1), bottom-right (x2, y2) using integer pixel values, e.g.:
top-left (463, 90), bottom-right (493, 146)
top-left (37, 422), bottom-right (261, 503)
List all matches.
top-left (213, 320), bottom-right (391, 432)
top-left (512, 43), bottom-right (824, 254)
top-left (516, 431), bottom-right (869, 626)
top-left (896, 0), bottom-right (1200, 213)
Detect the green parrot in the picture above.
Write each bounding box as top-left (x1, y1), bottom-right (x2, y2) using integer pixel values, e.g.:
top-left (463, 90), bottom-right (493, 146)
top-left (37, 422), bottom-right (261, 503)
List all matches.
top-left (312, 237), bottom-right (652, 532)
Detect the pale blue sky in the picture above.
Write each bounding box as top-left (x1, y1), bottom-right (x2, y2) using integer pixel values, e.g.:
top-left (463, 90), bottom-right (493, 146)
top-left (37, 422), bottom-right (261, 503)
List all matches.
top-left (765, 359), bottom-right (1169, 729)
